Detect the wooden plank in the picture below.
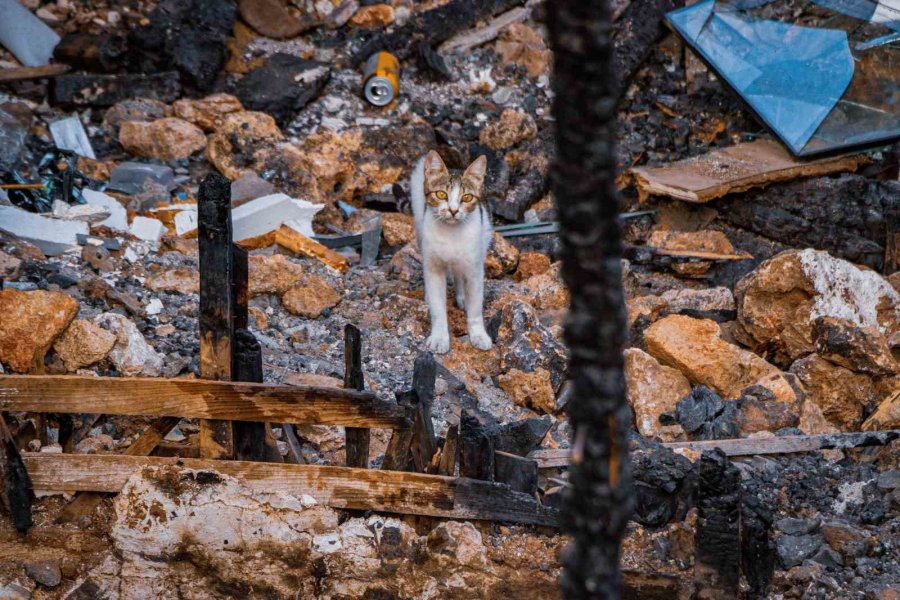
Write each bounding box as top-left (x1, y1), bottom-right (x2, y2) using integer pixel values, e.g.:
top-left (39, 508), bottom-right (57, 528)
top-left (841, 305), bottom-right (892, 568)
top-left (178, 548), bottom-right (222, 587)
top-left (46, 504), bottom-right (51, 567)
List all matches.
top-left (21, 453), bottom-right (558, 526)
top-left (494, 451), bottom-right (538, 495)
top-left (232, 329), bottom-right (281, 463)
top-left (343, 324), bottom-right (369, 468)
top-left (459, 410), bottom-right (494, 480)
top-left (409, 353), bottom-right (437, 472)
top-left (628, 139), bottom-right (866, 203)
top-left (529, 430), bottom-right (900, 466)
top-left (275, 225), bottom-right (349, 273)
top-left (56, 416), bottom-right (181, 524)
top-left (198, 172), bottom-right (235, 459)
top-left (382, 391), bottom-right (414, 471)
top-left (694, 451), bottom-right (741, 599)
top-left (0, 375), bottom-right (409, 428)
top-left (437, 422), bottom-right (459, 476)
top-left (0, 412), bottom-right (32, 534)
top-left (0, 64), bottom-right (70, 83)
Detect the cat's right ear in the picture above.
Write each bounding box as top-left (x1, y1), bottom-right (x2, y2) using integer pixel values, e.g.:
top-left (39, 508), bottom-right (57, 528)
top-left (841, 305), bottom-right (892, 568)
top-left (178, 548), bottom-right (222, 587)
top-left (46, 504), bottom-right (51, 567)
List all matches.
top-left (424, 150), bottom-right (448, 178)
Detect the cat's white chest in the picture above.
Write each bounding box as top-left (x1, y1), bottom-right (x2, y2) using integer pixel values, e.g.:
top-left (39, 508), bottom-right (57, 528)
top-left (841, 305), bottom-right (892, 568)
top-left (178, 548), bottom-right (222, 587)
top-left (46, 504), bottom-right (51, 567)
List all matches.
top-left (422, 214), bottom-right (486, 268)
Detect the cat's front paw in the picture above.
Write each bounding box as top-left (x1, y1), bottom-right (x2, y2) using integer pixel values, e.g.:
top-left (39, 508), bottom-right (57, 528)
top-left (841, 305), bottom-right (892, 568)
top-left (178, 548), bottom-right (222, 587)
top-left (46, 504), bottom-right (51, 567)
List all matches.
top-left (425, 331), bottom-right (451, 354)
top-left (469, 329), bottom-right (493, 351)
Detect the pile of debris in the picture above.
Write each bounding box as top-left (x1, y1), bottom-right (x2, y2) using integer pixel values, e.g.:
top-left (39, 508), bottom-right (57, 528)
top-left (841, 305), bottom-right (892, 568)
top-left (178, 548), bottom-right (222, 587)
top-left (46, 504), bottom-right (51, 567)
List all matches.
top-left (0, 0), bottom-right (897, 598)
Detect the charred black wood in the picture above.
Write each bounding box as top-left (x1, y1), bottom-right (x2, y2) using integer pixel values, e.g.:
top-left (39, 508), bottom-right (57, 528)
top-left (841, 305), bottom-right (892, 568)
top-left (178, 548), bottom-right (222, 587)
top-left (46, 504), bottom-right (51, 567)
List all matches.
top-left (233, 328), bottom-right (280, 463)
top-left (621, 570), bottom-right (682, 600)
top-left (409, 353), bottom-right (438, 472)
top-left (0, 413), bottom-right (32, 535)
top-left (57, 414), bottom-right (74, 453)
top-left (494, 451), bottom-right (538, 495)
top-left (198, 172), bottom-right (235, 459)
top-left (713, 175), bottom-right (900, 271)
top-left (53, 32), bottom-right (126, 72)
top-left (487, 416), bottom-right (553, 456)
top-left (459, 410), bottom-right (494, 481)
top-left (613, 0), bottom-right (682, 93)
top-left (344, 324), bottom-right (370, 469)
top-left (50, 72), bottom-right (181, 107)
top-left (493, 168), bottom-right (547, 221)
top-left (694, 450), bottom-right (741, 599)
top-left (417, 43), bottom-right (453, 80)
top-left (232, 245), bottom-right (249, 332)
top-left (234, 54), bottom-right (330, 127)
top-left (382, 390), bottom-right (415, 472)
top-left (741, 494), bottom-right (775, 597)
top-left (438, 422), bottom-right (460, 476)
top-left (549, 0), bottom-right (633, 597)
top-left (631, 440), bottom-right (696, 527)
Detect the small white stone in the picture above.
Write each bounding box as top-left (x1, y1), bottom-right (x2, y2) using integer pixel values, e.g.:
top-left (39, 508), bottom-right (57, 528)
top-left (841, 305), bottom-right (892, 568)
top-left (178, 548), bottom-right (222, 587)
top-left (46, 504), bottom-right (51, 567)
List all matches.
top-left (129, 216), bottom-right (166, 243)
top-left (146, 298), bottom-right (163, 315)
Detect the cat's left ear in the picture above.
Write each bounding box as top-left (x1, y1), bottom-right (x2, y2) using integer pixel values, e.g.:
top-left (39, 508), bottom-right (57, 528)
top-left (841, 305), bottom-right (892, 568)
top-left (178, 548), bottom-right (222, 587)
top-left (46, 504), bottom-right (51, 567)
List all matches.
top-left (463, 155), bottom-right (487, 184)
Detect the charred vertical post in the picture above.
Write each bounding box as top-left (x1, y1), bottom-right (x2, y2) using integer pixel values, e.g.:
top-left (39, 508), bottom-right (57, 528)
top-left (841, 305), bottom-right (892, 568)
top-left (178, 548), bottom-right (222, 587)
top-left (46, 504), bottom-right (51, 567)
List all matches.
top-left (233, 329), bottom-right (281, 462)
top-left (0, 412), bottom-right (32, 534)
top-left (198, 172), bottom-right (235, 460)
top-left (232, 244), bottom-right (249, 331)
top-left (694, 450), bottom-right (741, 599)
top-left (409, 352), bottom-right (437, 472)
top-left (458, 411), bottom-right (494, 481)
top-left (548, 1), bottom-right (633, 597)
top-left (437, 421), bottom-right (460, 476)
top-left (344, 324), bottom-right (369, 468)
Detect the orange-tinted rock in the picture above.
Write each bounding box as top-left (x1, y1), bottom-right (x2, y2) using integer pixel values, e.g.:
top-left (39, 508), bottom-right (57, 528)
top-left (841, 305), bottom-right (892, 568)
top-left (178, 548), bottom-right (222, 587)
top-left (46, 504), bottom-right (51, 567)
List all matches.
top-left (249, 254), bottom-right (305, 296)
top-left (207, 111), bottom-right (284, 180)
top-left (736, 249), bottom-right (899, 366)
top-left (735, 395), bottom-right (798, 435)
top-left (522, 262), bottom-right (569, 311)
top-left (862, 390), bottom-right (900, 431)
top-left (348, 4), bottom-right (394, 28)
top-left (798, 398), bottom-right (840, 435)
top-left (485, 232), bottom-right (520, 278)
top-left (0, 290), bottom-right (78, 373)
top-left (52, 319), bottom-right (116, 372)
top-left (382, 212), bottom-right (416, 247)
top-left (172, 94), bottom-right (243, 132)
top-left (645, 314), bottom-right (797, 404)
top-left (284, 372), bottom-right (343, 388)
top-left (0, 250), bottom-right (22, 279)
top-left (627, 295), bottom-right (668, 327)
top-left (648, 229), bottom-right (736, 277)
top-left (248, 306), bottom-right (268, 330)
top-left (282, 276), bottom-right (341, 318)
top-left (790, 354), bottom-right (878, 430)
top-left (498, 367), bottom-right (556, 415)
top-left (624, 348), bottom-right (690, 441)
top-left (479, 109), bottom-right (537, 151)
top-left (812, 316), bottom-right (897, 376)
top-left (514, 252), bottom-right (551, 281)
top-left (102, 98), bottom-right (169, 135)
top-left (119, 118), bottom-right (207, 161)
top-left (146, 267), bottom-right (199, 295)
top-left (496, 23), bottom-right (552, 77)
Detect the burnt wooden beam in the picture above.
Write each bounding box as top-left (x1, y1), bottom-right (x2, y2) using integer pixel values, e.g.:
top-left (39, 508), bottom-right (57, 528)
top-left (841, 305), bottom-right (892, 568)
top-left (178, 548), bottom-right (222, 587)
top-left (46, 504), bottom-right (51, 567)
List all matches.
top-left (56, 416), bottom-right (180, 524)
top-left (622, 570), bottom-right (682, 600)
top-left (233, 329), bottom-right (282, 463)
top-left (382, 390), bottom-right (415, 472)
top-left (0, 412), bottom-right (32, 534)
top-left (0, 375), bottom-right (409, 428)
top-left (343, 324), bottom-right (369, 468)
top-left (22, 453), bottom-right (559, 526)
top-left (409, 352), bottom-right (438, 472)
top-left (494, 450), bottom-right (538, 495)
top-left (549, 0), bottom-right (633, 596)
top-left (199, 172), bottom-right (236, 459)
top-left (282, 424), bottom-right (305, 464)
top-left (694, 450), bottom-right (741, 599)
top-left (614, 0), bottom-right (681, 92)
top-left (232, 244), bottom-right (249, 331)
top-left (0, 63), bottom-right (70, 83)
top-left (459, 410), bottom-right (494, 481)
top-left (437, 422), bottom-right (460, 476)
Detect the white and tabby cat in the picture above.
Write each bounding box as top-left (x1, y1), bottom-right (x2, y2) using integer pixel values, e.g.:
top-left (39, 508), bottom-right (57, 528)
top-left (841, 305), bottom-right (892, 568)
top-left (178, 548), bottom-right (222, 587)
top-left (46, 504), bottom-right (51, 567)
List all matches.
top-left (410, 150), bottom-right (493, 354)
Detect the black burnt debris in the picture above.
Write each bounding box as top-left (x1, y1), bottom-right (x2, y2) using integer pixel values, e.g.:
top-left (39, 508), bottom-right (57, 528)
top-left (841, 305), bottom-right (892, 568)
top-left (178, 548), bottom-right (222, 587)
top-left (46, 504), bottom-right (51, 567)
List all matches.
top-left (0, 0), bottom-right (898, 598)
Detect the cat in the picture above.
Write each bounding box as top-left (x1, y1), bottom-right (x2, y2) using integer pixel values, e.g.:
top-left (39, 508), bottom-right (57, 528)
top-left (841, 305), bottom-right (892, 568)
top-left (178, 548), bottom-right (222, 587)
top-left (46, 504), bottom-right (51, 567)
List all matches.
top-left (410, 150), bottom-right (493, 354)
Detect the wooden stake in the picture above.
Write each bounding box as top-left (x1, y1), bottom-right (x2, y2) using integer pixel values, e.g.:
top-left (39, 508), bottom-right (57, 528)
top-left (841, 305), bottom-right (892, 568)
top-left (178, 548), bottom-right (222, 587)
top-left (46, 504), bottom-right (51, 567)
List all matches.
top-left (459, 410), bottom-right (493, 480)
top-left (198, 173), bottom-right (235, 459)
top-left (233, 329), bottom-right (281, 462)
top-left (382, 390), bottom-right (415, 472)
top-left (409, 352), bottom-right (437, 472)
top-left (344, 324), bottom-right (369, 468)
top-left (437, 422), bottom-right (459, 476)
top-left (0, 412), bottom-right (32, 534)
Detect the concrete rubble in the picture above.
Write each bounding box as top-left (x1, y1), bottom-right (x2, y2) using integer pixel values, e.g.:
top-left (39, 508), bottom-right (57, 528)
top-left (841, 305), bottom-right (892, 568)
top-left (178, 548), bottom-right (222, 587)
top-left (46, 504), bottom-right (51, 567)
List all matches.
top-left (0, 0), bottom-right (897, 598)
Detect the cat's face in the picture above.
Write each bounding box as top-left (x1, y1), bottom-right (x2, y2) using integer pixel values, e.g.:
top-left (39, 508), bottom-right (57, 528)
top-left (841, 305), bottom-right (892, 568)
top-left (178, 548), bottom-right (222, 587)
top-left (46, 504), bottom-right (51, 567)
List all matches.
top-left (423, 151), bottom-right (487, 225)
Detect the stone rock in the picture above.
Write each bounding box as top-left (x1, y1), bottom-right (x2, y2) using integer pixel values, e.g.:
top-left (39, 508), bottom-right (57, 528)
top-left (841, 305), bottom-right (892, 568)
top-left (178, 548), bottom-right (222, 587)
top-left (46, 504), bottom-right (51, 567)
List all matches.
top-left (660, 286), bottom-right (735, 315)
top-left (485, 232), bottom-right (520, 278)
top-left (0, 249), bottom-right (23, 279)
top-left (248, 306), bottom-right (268, 330)
top-left (249, 254), bottom-right (305, 296)
top-left (798, 398), bottom-right (840, 435)
top-left (627, 294), bottom-right (668, 328)
top-left (386, 243), bottom-right (422, 283)
top-left (206, 111), bottom-right (284, 180)
top-left (231, 172), bottom-right (275, 206)
top-left (776, 534), bottom-right (823, 568)
top-left (146, 267), bottom-right (199, 295)
top-left (812, 316), bottom-right (897, 376)
top-left (0, 290), bottom-right (78, 373)
top-left (237, 0), bottom-right (316, 39)
top-left (497, 367), bottom-right (556, 414)
top-left (522, 262), bottom-right (569, 311)
top-left (735, 389), bottom-right (799, 435)
top-left (863, 390), bottom-right (900, 431)
top-left (94, 313), bottom-right (164, 377)
top-left (381, 212), bottom-right (415, 247)
top-left (736, 249), bottom-right (900, 366)
top-left (478, 109), bottom-right (537, 151)
top-left (235, 54), bottom-right (329, 127)
top-left (25, 559), bottom-right (61, 587)
top-left (493, 300), bottom-right (567, 391)
top-left (514, 252), bottom-right (551, 282)
top-left (776, 517), bottom-right (820, 536)
top-left (172, 93), bottom-right (243, 132)
top-left (119, 118), bottom-right (207, 161)
top-left (822, 522), bottom-right (871, 559)
top-left (284, 372), bottom-right (343, 388)
top-left (282, 276), bottom-right (341, 318)
top-left (624, 348), bottom-right (691, 441)
top-left (790, 354), bottom-right (877, 430)
top-left (495, 23), bottom-right (552, 77)
top-left (52, 319), bottom-right (116, 372)
top-left (645, 315), bottom-right (797, 404)
top-left (648, 229), bottom-right (736, 277)
top-left (76, 433), bottom-right (115, 454)
top-left (102, 97), bottom-right (169, 135)
top-left (349, 3), bottom-right (394, 27)
top-left (674, 385), bottom-right (738, 440)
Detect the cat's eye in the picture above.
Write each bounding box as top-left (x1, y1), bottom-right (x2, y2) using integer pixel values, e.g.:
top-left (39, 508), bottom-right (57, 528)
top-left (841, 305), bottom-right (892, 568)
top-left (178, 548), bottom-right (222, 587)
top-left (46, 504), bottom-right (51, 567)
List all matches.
top-left (462, 194), bottom-right (475, 203)
top-left (435, 191), bottom-right (448, 200)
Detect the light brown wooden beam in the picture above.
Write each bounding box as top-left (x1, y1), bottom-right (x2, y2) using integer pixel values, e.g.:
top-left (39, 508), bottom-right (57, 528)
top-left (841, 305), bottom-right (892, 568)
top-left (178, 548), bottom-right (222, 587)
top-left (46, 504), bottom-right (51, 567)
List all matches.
top-left (0, 64), bottom-right (70, 83)
top-left (0, 375), bottom-right (408, 429)
top-left (529, 430), bottom-right (900, 467)
top-left (21, 453), bottom-right (557, 526)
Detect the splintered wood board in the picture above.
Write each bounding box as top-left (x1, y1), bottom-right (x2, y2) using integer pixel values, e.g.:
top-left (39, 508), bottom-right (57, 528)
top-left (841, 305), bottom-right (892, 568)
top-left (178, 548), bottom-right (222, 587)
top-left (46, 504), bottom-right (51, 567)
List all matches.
top-left (0, 375), bottom-right (408, 429)
top-left (628, 139), bottom-right (865, 203)
top-left (21, 453), bottom-right (558, 526)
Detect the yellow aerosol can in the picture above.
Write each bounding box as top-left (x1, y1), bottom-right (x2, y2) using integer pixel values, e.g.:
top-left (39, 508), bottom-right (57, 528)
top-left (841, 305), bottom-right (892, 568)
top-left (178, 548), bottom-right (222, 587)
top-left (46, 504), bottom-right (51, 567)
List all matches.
top-left (363, 51), bottom-right (400, 107)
